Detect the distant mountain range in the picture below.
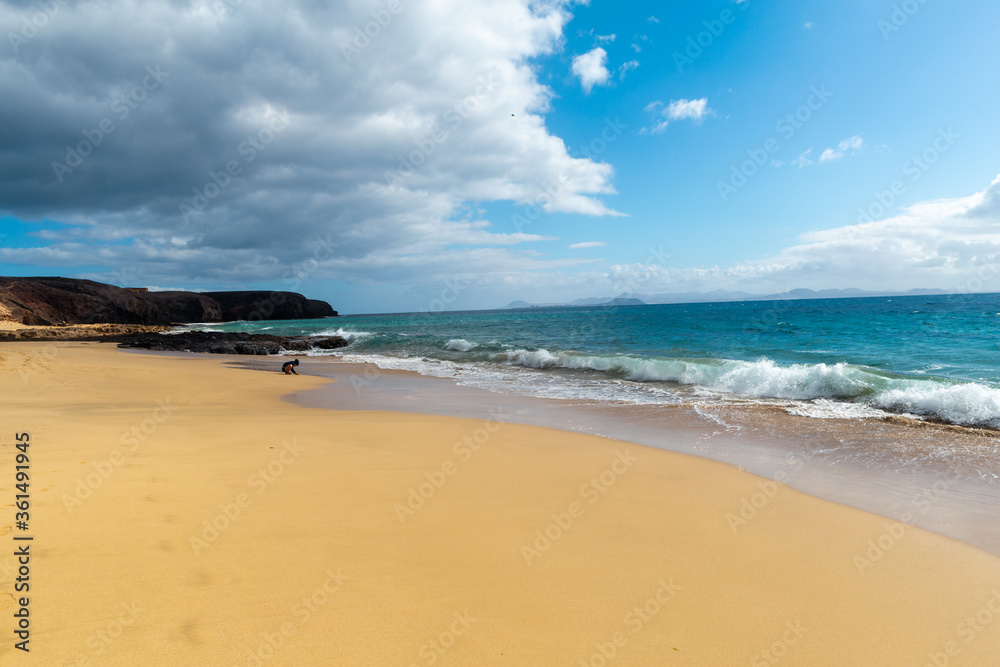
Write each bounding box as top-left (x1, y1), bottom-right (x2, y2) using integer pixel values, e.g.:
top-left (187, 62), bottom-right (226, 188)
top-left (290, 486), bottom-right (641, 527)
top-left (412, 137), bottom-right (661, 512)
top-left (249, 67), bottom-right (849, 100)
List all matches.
top-left (501, 288), bottom-right (952, 309)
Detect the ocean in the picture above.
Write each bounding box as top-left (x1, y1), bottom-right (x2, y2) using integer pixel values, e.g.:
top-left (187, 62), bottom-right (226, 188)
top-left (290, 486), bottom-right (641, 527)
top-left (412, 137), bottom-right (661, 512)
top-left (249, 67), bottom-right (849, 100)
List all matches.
top-left (186, 292), bottom-right (1000, 430)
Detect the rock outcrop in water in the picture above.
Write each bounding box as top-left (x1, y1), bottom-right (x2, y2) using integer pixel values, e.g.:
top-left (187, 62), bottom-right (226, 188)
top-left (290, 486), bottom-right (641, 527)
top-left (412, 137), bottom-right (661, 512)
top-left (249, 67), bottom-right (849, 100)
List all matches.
top-left (114, 331), bottom-right (349, 355)
top-left (0, 277), bottom-right (337, 325)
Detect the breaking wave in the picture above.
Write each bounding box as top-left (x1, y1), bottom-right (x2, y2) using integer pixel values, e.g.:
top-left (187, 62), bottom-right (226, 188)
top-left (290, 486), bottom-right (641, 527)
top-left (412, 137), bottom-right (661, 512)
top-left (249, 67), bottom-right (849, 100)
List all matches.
top-left (490, 348), bottom-right (1000, 428)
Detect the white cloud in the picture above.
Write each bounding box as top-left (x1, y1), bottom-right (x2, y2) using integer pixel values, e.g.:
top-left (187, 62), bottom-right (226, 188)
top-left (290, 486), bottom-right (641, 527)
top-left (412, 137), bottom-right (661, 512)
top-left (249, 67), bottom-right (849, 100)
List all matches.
top-left (640, 98), bottom-right (710, 135)
top-left (0, 0), bottom-right (624, 295)
top-left (804, 21), bottom-right (815, 29)
top-left (845, 135), bottom-right (865, 151)
top-left (647, 16), bottom-right (660, 24)
top-left (728, 174), bottom-right (1000, 292)
top-left (595, 34), bottom-right (616, 44)
top-left (618, 60), bottom-right (640, 80)
top-left (572, 47), bottom-right (611, 93)
top-left (644, 121), bottom-right (670, 135)
top-left (493, 175), bottom-right (1000, 300)
top-left (666, 98), bottom-right (710, 122)
top-left (819, 135), bottom-right (864, 162)
top-left (631, 35), bottom-right (650, 52)
top-left (792, 149), bottom-right (814, 168)
top-left (569, 241), bottom-right (607, 249)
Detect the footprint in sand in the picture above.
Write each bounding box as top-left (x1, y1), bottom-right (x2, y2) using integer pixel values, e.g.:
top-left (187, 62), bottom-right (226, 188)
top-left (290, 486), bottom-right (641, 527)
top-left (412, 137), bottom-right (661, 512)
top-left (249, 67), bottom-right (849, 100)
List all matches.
top-left (190, 569), bottom-right (212, 587)
top-left (173, 620), bottom-right (203, 647)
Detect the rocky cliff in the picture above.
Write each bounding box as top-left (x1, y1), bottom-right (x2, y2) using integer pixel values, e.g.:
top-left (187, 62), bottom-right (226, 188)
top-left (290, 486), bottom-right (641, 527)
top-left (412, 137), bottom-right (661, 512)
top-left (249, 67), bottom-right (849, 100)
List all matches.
top-left (0, 277), bottom-right (337, 325)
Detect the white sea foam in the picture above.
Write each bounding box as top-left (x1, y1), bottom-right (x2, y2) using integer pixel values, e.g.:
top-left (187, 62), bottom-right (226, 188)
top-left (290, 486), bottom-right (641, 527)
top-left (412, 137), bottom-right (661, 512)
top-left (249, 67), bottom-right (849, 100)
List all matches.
top-left (444, 338), bottom-right (478, 352)
top-left (314, 327), bottom-right (373, 341)
top-left (493, 349), bottom-right (876, 398)
top-left (875, 381), bottom-right (1000, 428)
top-left (783, 399), bottom-right (894, 421)
top-left (333, 353), bottom-right (461, 378)
top-left (489, 348), bottom-right (1000, 427)
top-left (330, 352), bottom-right (682, 405)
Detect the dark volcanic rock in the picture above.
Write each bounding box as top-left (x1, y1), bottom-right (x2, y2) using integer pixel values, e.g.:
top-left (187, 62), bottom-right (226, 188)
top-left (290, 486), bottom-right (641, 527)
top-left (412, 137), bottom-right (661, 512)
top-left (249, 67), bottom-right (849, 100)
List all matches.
top-left (0, 277), bottom-right (338, 325)
top-left (202, 291), bottom-right (337, 321)
top-left (114, 331), bottom-right (349, 355)
top-left (139, 291), bottom-right (223, 323)
top-left (0, 276), bottom-right (158, 325)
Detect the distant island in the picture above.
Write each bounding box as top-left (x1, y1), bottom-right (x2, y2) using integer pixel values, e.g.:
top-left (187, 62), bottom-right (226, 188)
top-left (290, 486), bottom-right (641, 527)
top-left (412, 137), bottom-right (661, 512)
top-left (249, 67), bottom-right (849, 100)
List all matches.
top-left (502, 287), bottom-right (951, 309)
top-left (504, 296), bottom-right (647, 309)
top-left (0, 276), bottom-right (337, 326)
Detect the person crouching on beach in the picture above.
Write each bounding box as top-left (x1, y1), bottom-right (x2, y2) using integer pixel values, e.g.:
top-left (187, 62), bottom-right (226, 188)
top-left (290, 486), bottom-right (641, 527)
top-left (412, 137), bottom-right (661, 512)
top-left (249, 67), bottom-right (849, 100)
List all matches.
top-left (282, 359), bottom-right (300, 375)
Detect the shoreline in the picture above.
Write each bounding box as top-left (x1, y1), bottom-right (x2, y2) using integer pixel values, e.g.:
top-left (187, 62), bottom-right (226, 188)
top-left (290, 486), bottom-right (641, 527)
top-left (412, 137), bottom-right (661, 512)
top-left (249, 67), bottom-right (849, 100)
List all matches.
top-left (10, 314), bottom-right (997, 432)
top-left (236, 351), bottom-right (1000, 559)
top-left (4, 342), bottom-right (1000, 664)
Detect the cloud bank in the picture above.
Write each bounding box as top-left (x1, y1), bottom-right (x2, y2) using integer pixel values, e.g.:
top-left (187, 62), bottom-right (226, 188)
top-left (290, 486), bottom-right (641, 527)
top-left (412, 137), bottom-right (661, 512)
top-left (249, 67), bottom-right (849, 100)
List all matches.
top-left (0, 0), bottom-right (620, 292)
top-left (582, 175), bottom-right (1000, 297)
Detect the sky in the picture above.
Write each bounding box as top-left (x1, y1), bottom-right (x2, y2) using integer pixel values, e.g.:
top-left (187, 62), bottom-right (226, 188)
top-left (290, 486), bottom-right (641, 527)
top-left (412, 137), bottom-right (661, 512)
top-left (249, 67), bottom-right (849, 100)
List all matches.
top-left (1, 0), bottom-right (999, 314)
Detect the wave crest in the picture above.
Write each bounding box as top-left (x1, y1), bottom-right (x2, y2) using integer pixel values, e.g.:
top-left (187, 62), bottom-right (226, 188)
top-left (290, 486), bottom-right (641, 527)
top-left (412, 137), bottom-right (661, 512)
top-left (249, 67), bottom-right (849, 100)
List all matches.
top-left (314, 327), bottom-right (372, 341)
top-left (491, 348), bottom-right (1000, 427)
top-left (444, 339), bottom-right (478, 352)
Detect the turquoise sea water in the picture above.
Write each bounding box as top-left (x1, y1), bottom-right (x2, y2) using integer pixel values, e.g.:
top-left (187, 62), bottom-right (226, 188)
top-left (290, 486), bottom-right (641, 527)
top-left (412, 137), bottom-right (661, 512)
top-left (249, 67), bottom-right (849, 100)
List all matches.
top-left (184, 293), bottom-right (1000, 429)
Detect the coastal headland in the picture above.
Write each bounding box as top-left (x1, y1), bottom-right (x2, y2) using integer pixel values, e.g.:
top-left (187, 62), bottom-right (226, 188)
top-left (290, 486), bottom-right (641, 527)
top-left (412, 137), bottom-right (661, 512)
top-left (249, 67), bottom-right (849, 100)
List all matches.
top-left (0, 277), bottom-right (337, 326)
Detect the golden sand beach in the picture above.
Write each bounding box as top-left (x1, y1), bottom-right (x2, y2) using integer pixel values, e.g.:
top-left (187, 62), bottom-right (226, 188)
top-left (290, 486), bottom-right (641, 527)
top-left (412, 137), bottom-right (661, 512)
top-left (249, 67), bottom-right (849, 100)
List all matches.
top-left (2, 341), bottom-right (1000, 665)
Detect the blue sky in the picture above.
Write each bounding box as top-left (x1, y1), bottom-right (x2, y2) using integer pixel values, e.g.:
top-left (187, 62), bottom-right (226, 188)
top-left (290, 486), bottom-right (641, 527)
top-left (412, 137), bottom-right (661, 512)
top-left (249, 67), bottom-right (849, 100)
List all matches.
top-left (1, 0), bottom-right (999, 313)
top-left (533, 0), bottom-right (999, 266)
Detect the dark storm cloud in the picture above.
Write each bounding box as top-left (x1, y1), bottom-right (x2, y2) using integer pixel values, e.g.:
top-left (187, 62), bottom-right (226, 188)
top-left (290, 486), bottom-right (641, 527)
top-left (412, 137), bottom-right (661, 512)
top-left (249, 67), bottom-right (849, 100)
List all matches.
top-left (0, 0), bottom-right (616, 287)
